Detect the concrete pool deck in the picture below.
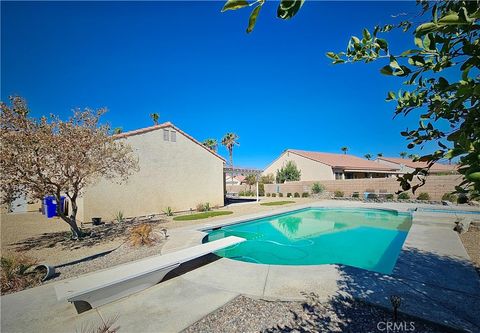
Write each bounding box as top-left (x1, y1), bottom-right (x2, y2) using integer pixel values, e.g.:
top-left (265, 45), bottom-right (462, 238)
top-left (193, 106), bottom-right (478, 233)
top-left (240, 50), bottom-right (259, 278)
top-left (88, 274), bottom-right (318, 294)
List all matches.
top-left (2, 200), bottom-right (480, 332)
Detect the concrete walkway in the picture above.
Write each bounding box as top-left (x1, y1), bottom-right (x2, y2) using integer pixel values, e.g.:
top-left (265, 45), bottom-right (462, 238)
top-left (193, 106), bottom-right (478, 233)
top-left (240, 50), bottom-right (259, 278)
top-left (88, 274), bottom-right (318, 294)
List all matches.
top-left (2, 201), bottom-right (479, 332)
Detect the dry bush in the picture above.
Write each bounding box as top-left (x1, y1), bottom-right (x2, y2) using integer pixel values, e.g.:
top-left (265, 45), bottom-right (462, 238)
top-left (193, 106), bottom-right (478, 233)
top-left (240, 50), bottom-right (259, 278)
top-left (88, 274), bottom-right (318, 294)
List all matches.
top-left (0, 253), bottom-right (42, 294)
top-left (129, 223), bottom-right (155, 247)
top-left (77, 315), bottom-right (120, 333)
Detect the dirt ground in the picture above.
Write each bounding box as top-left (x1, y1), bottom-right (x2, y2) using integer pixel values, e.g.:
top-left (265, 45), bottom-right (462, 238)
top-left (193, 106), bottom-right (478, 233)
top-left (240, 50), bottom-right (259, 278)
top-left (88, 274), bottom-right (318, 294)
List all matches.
top-left (1, 198), bottom-right (317, 265)
top-left (459, 225), bottom-right (480, 272)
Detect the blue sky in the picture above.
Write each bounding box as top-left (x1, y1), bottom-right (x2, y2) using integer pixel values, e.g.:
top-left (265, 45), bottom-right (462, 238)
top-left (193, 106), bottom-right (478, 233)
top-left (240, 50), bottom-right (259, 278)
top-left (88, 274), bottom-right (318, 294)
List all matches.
top-left (2, 1), bottom-right (430, 168)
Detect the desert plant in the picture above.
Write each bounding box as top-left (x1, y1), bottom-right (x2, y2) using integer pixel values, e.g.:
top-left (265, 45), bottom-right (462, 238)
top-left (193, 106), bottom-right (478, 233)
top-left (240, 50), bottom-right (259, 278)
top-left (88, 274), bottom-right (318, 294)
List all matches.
top-left (114, 211), bottom-right (124, 223)
top-left (287, 193), bottom-right (292, 198)
top-left (266, 193), bottom-right (271, 197)
top-left (238, 191), bottom-right (245, 196)
top-left (311, 182), bottom-right (325, 194)
top-left (417, 192), bottom-right (430, 201)
top-left (129, 223), bottom-right (154, 247)
top-left (260, 174), bottom-right (275, 184)
top-left (163, 207), bottom-right (174, 216)
top-left (334, 190), bottom-right (344, 198)
top-left (397, 192), bottom-right (410, 200)
top-left (271, 193), bottom-right (276, 197)
top-left (352, 192), bottom-right (360, 198)
top-left (457, 194), bottom-right (469, 204)
top-left (77, 315), bottom-right (120, 333)
top-left (258, 183), bottom-right (265, 196)
top-left (204, 202), bottom-right (211, 211)
top-left (1, 254), bottom-right (42, 294)
top-left (442, 193), bottom-right (457, 202)
top-left (302, 192), bottom-right (309, 198)
top-left (276, 161), bottom-right (301, 183)
top-left (278, 193), bottom-right (284, 197)
top-left (386, 194), bottom-right (394, 200)
top-left (294, 192), bottom-right (300, 198)
top-left (196, 203), bottom-right (205, 212)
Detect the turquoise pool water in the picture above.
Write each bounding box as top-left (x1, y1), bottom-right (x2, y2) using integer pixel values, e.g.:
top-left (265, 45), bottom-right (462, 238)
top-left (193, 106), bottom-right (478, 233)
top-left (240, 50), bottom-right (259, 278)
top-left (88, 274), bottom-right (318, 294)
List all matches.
top-left (205, 208), bottom-right (412, 274)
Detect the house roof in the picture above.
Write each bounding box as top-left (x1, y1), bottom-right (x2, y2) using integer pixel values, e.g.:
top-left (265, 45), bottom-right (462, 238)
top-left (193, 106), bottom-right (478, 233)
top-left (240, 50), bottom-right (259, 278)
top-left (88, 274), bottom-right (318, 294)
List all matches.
top-left (288, 149), bottom-right (397, 171)
top-left (113, 122), bottom-right (225, 162)
top-left (377, 157), bottom-right (457, 172)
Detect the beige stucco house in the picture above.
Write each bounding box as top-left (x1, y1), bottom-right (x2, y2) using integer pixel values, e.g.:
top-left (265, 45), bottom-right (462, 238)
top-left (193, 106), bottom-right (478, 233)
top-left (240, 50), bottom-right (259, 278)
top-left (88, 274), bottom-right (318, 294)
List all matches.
top-left (263, 149), bottom-right (399, 181)
top-left (77, 122), bottom-right (225, 222)
top-left (376, 157), bottom-right (457, 175)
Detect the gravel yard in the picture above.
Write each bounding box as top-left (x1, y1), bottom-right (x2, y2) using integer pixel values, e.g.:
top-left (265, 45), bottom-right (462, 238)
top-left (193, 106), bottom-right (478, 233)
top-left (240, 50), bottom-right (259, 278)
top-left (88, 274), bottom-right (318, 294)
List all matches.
top-left (184, 294), bottom-right (451, 333)
top-left (459, 224), bottom-right (480, 273)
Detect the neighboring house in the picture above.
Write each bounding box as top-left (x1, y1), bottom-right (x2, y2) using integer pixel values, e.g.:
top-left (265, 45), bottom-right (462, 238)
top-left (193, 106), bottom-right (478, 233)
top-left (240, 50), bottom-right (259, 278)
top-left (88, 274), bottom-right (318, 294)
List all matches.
top-left (376, 157), bottom-right (458, 175)
top-left (77, 122), bottom-right (225, 222)
top-left (225, 175), bottom-right (246, 186)
top-left (263, 149), bottom-right (399, 181)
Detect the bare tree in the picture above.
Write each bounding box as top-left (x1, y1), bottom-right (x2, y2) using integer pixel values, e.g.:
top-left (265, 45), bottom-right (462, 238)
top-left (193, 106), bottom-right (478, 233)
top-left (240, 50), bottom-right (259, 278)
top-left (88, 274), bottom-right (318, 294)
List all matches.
top-left (0, 97), bottom-right (139, 239)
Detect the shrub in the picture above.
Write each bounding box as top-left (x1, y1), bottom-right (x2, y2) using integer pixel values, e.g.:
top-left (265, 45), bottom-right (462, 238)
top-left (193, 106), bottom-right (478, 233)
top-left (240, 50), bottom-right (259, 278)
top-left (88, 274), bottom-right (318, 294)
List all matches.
top-left (287, 193), bottom-right (292, 198)
top-left (367, 193), bottom-right (378, 200)
top-left (1, 254), bottom-right (42, 294)
top-left (129, 223), bottom-right (154, 246)
top-left (457, 194), bottom-right (469, 204)
top-left (386, 194), bottom-right (394, 200)
top-left (279, 193), bottom-right (284, 197)
top-left (442, 193), bottom-right (457, 202)
top-left (352, 192), bottom-right (360, 198)
top-left (204, 202), bottom-right (211, 211)
top-left (115, 211), bottom-right (124, 223)
top-left (266, 193), bottom-right (271, 197)
top-left (245, 190), bottom-right (255, 197)
top-left (271, 193), bottom-right (277, 197)
top-left (397, 192), bottom-right (410, 200)
top-left (258, 183), bottom-right (265, 196)
top-left (302, 192), bottom-right (309, 197)
top-left (196, 203), bottom-right (205, 212)
top-left (238, 191), bottom-right (245, 196)
top-left (311, 182), bottom-right (325, 194)
top-left (334, 190), bottom-right (344, 198)
top-left (294, 192), bottom-right (300, 198)
top-left (417, 192), bottom-right (430, 200)
top-left (163, 207), bottom-right (174, 216)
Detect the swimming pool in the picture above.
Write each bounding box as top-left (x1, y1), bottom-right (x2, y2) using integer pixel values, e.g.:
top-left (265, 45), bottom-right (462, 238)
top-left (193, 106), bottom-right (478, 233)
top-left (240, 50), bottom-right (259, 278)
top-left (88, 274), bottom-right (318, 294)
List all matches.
top-left (205, 208), bottom-right (412, 274)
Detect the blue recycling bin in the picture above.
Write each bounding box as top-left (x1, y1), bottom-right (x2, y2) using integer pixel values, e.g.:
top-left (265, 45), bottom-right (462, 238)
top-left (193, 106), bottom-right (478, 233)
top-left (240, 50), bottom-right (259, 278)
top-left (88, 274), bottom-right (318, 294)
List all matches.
top-left (43, 196), bottom-right (65, 218)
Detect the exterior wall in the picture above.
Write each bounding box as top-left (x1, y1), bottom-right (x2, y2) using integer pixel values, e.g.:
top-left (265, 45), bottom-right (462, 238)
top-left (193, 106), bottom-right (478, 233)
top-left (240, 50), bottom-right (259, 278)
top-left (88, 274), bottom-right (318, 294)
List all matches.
top-left (263, 151), bottom-right (334, 181)
top-left (264, 175), bottom-right (463, 201)
top-left (78, 127), bottom-right (224, 222)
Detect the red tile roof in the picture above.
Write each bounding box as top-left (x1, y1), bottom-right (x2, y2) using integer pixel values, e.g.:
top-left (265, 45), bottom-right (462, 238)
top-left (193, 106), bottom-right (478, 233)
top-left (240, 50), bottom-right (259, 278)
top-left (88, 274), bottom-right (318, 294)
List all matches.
top-left (377, 157), bottom-right (457, 172)
top-left (289, 149), bottom-right (397, 171)
top-left (113, 122), bottom-right (225, 162)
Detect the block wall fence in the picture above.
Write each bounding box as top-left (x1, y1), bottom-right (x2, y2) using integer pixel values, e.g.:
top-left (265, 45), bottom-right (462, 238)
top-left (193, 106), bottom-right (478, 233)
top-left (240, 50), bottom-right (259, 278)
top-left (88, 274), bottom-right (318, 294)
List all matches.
top-left (263, 175), bottom-right (463, 201)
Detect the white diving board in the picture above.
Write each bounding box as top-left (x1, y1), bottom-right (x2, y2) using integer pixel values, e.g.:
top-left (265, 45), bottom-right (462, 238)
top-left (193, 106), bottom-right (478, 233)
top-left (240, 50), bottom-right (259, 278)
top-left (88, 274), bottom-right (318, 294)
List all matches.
top-left (55, 236), bottom-right (245, 313)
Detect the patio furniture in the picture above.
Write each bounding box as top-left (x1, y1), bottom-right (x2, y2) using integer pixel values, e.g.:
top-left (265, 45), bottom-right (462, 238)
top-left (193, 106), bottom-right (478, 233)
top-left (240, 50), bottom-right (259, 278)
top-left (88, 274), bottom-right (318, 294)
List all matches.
top-left (54, 236), bottom-right (246, 313)
top-left (363, 189), bottom-right (376, 200)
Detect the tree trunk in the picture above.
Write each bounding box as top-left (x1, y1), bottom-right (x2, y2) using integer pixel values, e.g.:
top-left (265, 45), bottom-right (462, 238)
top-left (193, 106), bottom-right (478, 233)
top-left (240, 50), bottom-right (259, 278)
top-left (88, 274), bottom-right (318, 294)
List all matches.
top-left (230, 149), bottom-right (234, 188)
top-left (55, 193), bottom-right (82, 240)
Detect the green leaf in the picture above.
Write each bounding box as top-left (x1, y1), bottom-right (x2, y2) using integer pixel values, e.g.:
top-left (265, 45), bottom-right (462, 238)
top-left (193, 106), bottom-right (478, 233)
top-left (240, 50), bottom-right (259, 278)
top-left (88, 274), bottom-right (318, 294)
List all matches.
top-left (363, 28), bottom-right (371, 40)
top-left (326, 52), bottom-right (337, 60)
top-left (376, 38), bottom-right (388, 51)
top-left (415, 22), bottom-right (436, 36)
top-left (221, 0), bottom-right (249, 12)
top-left (380, 65), bottom-right (393, 75)
top-left (277, 0), bottom-right (304, 20)
top-left (246, 5), bottom-right (262, 33)
top-left (386, 91), bottom-right (396, 101)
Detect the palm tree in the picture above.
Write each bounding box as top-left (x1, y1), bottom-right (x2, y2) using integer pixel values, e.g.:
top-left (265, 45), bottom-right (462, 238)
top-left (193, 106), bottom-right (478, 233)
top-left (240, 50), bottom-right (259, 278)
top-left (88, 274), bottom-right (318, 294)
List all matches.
top-left (221, 133), bottom-right (240, 184)
top-left (150, 113), bottom-right (159, 125)
top-left (399, 152), bottom-right (407, 158)
top-left (364, 153), bottom-right (372, 160)
top-left (341, 146), bottom-right (348, 155)
top-left (113, 127), bottom-right (123, 135)
top-left (377, 153), bottom-right (383, 157)
top-left (202, 138), bottom-right (218, 152)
